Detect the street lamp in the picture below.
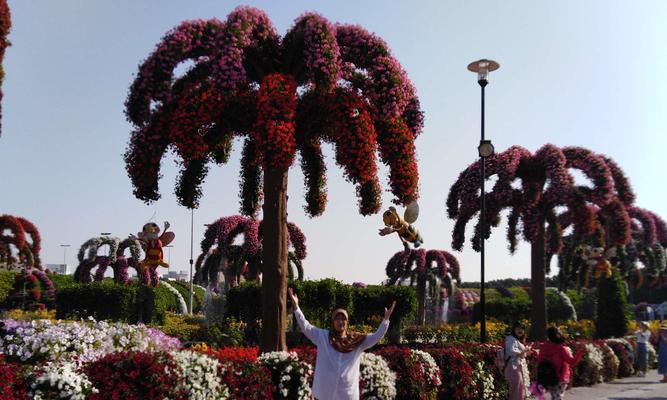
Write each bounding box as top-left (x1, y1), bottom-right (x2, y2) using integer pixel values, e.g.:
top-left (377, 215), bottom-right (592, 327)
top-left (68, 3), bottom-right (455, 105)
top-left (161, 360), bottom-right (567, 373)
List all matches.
top-left (189, 209), bottom-right (194, 314)
top-left (165, 245), bottom-right (173, 266)
top-left (60, 244), bottom-right (70, 274)
top-left (467, 58), bottom-right (499, 343)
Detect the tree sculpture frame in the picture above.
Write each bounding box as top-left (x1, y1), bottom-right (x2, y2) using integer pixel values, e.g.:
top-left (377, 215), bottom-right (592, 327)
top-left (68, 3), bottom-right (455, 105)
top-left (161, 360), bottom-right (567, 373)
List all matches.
top-left (124, 6), bottom-right (422, 351)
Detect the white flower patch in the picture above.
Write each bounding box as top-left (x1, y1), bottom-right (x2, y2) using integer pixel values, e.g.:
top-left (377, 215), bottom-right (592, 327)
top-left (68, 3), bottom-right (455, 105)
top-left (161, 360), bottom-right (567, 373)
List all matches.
top-left (360, 352), bottom-right (397, 400)
top-left (468, 361), bottom-right (496, 400)
top-left (171, 350), bottom-right (230, 400)
top-left (29, 361), bottom-right (98, 400)
top-left (583, 343), bottom-right (605, 384)
top-left (411, 349), bottom-right (442, 388)
top-left (0, 319), bottom-right (180, 363)
top-left (258, 351), bottom-right (313, 400)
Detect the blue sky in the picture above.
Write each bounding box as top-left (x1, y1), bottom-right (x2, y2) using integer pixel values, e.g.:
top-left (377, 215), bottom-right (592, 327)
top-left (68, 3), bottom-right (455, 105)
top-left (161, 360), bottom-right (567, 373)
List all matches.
top-left (1, 1), bottom-right (665, 284)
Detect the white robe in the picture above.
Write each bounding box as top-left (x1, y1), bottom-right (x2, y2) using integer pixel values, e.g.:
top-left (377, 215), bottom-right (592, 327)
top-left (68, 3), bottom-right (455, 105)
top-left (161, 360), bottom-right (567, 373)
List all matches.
top-left (294, 308), bottom-right (389, 400)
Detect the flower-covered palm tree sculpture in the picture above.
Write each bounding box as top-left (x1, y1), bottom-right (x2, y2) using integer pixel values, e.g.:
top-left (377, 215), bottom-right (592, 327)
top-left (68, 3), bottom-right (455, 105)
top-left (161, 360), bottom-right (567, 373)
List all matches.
top-left (0, 0), bottom-right (10, 137)
top-left (386, 248), bottom-right (460, 325)
top-left (124, 7), bottom-right (422, 351)
top-left (194, 215), bottom-right (307, 292)
top-left (0, 215), bottom-right (42, 270)
top-left (447, 145), bottom-right (622, 339)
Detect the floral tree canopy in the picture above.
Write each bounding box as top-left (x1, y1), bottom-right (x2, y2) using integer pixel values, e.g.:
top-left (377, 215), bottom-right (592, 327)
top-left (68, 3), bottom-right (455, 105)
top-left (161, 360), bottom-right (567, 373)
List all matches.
top-left (447, 144), bottom-right (621, 255)
top-left (447, 144), bottom-right (621, 339)
top-left (124, 6), bottom-right (423, 215)
top-left (194, 215), bottom-right (307, 288)
top-left (0, 0), bottom-right (10, 137)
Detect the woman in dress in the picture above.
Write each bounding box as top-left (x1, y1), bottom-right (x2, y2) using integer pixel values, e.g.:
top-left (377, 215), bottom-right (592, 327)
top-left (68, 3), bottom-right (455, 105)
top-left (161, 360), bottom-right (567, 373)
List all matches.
top-left (505, 321), bottom-right (532, 400)
top-left (635, 321), bottom-right (651, 377)
top-left (288, 287), bottom-right (396, 400)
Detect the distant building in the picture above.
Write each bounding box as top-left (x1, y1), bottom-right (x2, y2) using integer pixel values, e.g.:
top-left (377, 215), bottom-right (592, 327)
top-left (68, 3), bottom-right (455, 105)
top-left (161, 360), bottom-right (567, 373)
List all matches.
top-left (46, 264), bottom-right (69, 274)
top-left (166, 270), bottom-right (189, 281)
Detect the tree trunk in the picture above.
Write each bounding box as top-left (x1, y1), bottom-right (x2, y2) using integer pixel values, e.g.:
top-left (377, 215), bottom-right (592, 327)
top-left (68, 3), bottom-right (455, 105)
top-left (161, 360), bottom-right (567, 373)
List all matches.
top-left (260, 168), bottom-right (289, 353)
top-left (530, 219), bottom-right (547, 341)
top-left (416, 275), bottom-right (426, 325)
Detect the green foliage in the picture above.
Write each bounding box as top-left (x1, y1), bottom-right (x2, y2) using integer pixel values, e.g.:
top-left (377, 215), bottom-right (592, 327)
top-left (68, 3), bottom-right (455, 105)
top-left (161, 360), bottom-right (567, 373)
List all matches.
top-left (55, 280), bottom-right (180, 324)
top-left (566, 288), bottom-right (598, 320)
top-left (47, 273), bottom-right (76, 289)
top-left (472, 288), bottom-right (531, 324)
top-left (292, 279), bottom-right (353, 326)
top-left (596, 268), bottom-right (631, 339)
top-left (351, 284), bottom-right (416, 344)
top-left (472, 287), bottom-right (576, 323)
top-left (165, 280), bottom-right (204, 313)
top-left (545, 288), bottom-right (577, 321)
top-left (0, 270), bottom-right (16, 304)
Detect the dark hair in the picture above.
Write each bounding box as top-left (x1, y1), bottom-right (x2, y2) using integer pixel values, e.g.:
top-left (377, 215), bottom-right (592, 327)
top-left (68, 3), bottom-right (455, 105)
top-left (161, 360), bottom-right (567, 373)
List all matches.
top-left (511, 321), bottom-right (526, 341)
top-left (547, 326), bottom-right (564, 344)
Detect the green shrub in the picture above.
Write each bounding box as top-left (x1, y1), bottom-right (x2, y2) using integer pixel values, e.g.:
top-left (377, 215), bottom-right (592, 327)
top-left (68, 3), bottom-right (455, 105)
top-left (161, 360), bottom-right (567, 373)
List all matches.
top-left (56, 280), bottom-right (180, 324)
top-left (0, 270), bottom-right (17, 305)
top-left (596, 268), bottom-right (631, 338)
top-left (546, 288), bottom-right (577, 321)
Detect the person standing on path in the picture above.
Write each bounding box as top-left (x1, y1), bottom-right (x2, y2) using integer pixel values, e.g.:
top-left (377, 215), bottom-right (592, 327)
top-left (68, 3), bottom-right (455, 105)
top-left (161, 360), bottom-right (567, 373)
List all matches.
top-left (635, 321), bottom-right (651, 377)
top-left (536, 326), bottom-right (584, 400)
top-left (505, 321), bottom-right (532, 400)
top-left (288, 287), bottom-right (396, 400)
top-left (657, 324), bottom-right (667, 382)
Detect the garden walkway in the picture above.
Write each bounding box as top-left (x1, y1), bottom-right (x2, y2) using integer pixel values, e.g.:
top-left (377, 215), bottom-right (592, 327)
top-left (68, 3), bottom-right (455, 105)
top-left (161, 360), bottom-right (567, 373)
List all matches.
top-left (567, 370), bottom-right (667, 399)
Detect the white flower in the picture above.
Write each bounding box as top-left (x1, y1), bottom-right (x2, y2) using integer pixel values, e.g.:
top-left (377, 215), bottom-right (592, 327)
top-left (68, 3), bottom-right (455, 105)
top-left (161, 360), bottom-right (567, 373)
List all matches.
top-left (360, 353), bottom-right (397, 400)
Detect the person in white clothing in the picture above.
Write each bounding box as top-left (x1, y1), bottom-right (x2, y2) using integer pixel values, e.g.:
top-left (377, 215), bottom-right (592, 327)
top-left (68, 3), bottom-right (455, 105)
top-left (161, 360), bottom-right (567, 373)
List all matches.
top-left (288, 287), bottom-right (396, 400)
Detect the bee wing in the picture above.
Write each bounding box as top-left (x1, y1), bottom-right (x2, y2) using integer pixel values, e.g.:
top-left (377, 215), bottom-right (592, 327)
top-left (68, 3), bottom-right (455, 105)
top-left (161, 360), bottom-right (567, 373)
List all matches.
top-left (403, 201), bottom-right (420, 223)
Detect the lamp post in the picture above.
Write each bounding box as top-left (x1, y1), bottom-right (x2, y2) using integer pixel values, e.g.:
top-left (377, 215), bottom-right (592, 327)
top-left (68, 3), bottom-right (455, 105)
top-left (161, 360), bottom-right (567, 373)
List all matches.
top-left (60, 244), bottom-right (70, 274)
top-left (467, 59), bottom-right (499, 343)
top-left (165, 245), bottom-right (173, 266)
top-left (189, 209), bottom-right (194, 314)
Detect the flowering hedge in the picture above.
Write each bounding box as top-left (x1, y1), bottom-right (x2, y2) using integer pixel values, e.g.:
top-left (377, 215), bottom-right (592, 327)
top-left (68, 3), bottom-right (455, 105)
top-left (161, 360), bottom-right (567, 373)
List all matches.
top-left (0, 319), bottom-right (181, 363)
top-left (86, 351), bottom-right (184, 400)
top-left (373, 347), bottom-right (441, 400)
top-left (258, 351), bottom-right (313, 400)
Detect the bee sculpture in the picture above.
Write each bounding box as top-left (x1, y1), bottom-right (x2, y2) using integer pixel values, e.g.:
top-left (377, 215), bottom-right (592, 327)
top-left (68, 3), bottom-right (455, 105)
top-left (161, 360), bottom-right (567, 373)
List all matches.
top-left (378, 202), bottom-right (423, 250)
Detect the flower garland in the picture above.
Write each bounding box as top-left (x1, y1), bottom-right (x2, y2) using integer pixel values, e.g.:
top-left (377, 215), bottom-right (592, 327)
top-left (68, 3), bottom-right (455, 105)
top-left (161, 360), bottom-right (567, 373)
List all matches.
top-left (257, 351), bottom-right (312, 400)
top-left (111, 237), bottom-right (144, 284)
top-left (359, 352), bottom-right (397, 400)
top-left (0, 0), bottom-right (10, 137)
top-left (74, 237), bottom-right (120, 283)
top-left (385, 248), bottom-right (460, 288)
top-left (124, 6), bottom-right (422, 211)
top-left (0, 215), bottom-right (26, 257)
top-left (15, 217), bottom-right (41, 267)
top-left (160, 280), bottom-right (188, 315)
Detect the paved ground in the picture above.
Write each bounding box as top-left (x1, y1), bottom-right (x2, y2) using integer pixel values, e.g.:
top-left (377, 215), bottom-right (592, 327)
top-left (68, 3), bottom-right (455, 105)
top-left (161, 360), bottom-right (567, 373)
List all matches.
top-left (566, 370), bottom-right (667, 400)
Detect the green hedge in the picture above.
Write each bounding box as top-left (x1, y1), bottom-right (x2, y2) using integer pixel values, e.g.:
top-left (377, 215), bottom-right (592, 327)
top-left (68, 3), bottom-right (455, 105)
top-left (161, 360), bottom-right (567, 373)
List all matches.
top-left (0, 270), bottom-right (16, 305)
top-left (225, 279), bottom-right (417, 344)
top-left (472, 287), bottom-right (576, 323)
top-left (55, 280), bottom-right (180, 324)
top-left (167, 280), bottom-right (205, 313)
